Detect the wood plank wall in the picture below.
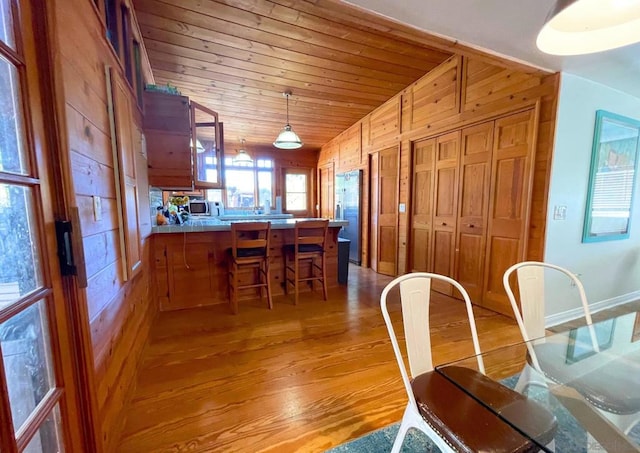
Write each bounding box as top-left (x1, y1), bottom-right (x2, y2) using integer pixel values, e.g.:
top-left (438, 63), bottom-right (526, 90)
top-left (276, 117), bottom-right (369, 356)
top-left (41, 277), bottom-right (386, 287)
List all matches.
top-left (318, 55), bottom-right (559, 272)
top-left (51, 0), bottom-right (156, 451)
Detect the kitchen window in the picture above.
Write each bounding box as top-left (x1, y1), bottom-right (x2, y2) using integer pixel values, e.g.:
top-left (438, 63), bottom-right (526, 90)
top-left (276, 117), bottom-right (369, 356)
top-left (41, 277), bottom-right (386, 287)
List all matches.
top-left (283, 168), bottom-right (311, 216)
top-left (217, 158), bottom-right (274, 210)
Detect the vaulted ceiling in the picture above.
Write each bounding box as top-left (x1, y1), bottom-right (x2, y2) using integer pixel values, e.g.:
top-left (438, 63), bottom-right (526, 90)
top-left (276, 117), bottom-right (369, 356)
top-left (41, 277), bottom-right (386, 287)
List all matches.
top-left (132, 0), bottom-right (534, 154)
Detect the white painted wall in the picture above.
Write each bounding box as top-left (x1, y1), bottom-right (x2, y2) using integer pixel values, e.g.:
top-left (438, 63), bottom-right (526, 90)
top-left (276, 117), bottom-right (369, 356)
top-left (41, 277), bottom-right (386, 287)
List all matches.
top-left (544, 73), bottom-right (640, 325)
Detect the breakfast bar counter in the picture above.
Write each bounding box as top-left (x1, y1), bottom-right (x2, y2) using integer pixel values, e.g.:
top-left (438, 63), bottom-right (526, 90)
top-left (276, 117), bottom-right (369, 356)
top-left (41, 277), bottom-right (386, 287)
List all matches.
top-left (151, 218), bottom-right (347, 311)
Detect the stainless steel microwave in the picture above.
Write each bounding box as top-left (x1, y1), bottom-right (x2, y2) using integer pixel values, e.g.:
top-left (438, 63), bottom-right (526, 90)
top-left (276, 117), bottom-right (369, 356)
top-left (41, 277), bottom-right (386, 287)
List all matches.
top-left (188, 200), bottom-right (210, 216)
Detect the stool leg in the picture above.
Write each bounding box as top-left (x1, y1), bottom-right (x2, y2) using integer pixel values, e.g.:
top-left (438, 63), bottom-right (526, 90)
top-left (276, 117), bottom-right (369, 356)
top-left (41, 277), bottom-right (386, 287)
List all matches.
top-left (265, 258), bottom-right (273, 310)
top-left (231, 262), bottom-right (239, 314)
top-left (283, 254), bottom-right (289, 295)
top-left (294, 255), bottom-right (299, 305)
top-left (257, 264), bottom-right (264, 304)
top-left (321, 252), bottom-right (328, 301)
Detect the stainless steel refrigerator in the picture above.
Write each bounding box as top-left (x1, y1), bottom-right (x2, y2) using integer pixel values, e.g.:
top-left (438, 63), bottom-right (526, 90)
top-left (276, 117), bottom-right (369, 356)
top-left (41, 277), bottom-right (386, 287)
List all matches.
top-left (335, 170), bottom-right (362, 265)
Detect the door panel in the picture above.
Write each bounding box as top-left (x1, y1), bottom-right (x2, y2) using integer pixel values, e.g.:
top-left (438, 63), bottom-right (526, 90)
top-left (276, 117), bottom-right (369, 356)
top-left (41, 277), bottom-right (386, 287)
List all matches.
top-left (369, 153), bottom-right (379, 272)
top-left (483, 110), bottom-right (536, 315)
top-left (372, 147), bottom-right (398, 276)
top-left (431, 131), bottom-right (460, 294)
top-left (318, 163), bottom-right (334, 219)
top-left (0, 0), bottom-right (82, 450)
top-left (455, 122), bottom-right (493, 302)
top-left (409, 138), bottom-right (436, 273)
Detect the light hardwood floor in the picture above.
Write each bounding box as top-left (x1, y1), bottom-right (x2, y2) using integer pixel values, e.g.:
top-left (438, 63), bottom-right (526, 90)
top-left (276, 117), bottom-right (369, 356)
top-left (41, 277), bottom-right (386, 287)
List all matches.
top-left (117, 266), bottom-right (527, 452)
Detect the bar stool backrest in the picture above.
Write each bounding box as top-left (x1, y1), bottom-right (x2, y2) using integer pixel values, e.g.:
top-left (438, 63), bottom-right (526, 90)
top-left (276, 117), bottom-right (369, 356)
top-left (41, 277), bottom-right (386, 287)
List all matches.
top-left (294, 219), bottom-right (328, 253)
top-left (231, 222), bottom-right (271, 259)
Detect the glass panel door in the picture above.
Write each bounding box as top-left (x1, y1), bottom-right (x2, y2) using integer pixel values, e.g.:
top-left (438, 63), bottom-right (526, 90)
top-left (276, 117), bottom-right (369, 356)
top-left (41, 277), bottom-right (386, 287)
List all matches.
top-left (191, 101), bottom-right (223, 189)
top-left (0, 0), bottom-right (71, 451)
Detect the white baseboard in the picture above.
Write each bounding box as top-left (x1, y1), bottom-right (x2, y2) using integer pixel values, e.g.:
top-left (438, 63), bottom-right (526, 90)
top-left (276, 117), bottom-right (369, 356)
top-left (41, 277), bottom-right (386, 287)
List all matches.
top-left (545, 290), bottom-right (640, 328)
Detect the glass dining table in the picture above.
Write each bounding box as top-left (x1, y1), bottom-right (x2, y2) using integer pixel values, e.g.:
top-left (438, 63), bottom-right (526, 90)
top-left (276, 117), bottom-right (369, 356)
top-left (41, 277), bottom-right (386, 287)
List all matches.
top-left (435, 311), bottom-right (640, 452)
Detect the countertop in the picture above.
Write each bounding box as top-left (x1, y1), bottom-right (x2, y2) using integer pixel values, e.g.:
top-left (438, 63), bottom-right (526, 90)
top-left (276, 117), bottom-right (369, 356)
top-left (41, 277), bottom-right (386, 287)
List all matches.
top-left (151, 218), bottom-right (348, 233)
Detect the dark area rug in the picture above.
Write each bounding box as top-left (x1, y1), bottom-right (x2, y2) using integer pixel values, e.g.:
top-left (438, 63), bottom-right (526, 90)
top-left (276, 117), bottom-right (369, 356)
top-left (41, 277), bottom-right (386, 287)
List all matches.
top-left (326, 375), bottom-right (640, 452)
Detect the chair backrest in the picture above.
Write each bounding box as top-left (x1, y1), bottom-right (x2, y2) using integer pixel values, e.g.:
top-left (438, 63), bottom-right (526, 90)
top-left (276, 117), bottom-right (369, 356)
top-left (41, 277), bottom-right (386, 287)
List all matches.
top-left (230, 221), bottom-right (271, 259)
top-left (294, 219), bottom-right (328, 251)
top-left (380, 273), bottom-right (484, 408)
top-left (503, 261), bottom-right (593, 342)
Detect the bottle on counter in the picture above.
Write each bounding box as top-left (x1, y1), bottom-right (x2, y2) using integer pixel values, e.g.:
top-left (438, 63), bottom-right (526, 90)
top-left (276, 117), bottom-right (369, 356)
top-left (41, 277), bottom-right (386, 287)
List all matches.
top-left (156, 206), bottom-right (168, 225)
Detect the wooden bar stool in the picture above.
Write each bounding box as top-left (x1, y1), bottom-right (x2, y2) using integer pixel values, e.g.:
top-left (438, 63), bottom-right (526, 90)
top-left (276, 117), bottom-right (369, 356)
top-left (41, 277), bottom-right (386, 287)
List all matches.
top-left (228, 222), bottom-right (273, 314)
top-left (283, 219), bottom-right (329, 305)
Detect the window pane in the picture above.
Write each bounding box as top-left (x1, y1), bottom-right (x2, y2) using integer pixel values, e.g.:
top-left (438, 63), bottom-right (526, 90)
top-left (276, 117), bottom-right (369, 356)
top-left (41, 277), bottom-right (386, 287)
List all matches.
top-left (286, 174), bottom-right (306, 192)
top-left (258, 171), bottom-right (272, 208)
top-left (226, 169), bottom-right (255, 208)
top-left (286, 193), bottom-right (306, 210)
top-left (0, 0), bottom-right (14, 50)
top-left (0, 56), bottom-right (29, 175)
top-left (22, 404), bottom-right (63, 453)
top-left (0, 184), bottom-right (42, 308)
top-left (1, 300), bottom-right (55, 434)
top-left (285, 173), bottom-right (307, 210)
top-left (205, 189), bottom-right (223, 203)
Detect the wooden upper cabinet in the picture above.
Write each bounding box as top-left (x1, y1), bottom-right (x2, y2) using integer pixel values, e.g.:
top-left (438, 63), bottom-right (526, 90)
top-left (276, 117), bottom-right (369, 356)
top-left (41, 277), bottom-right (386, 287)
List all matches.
top-left (143, 91), bottom-right (192, 189)
top-left (191, 101), bottom-right (224, 189)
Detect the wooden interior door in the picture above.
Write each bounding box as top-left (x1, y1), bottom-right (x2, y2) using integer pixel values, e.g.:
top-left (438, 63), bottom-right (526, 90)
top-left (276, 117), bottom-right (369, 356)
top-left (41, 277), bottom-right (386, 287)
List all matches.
top-left (482, 110), bottom-right (537, 315)
top-left (372, 147), bottom-right (399, 276)
top-left (0, 0), bottom-right (85, 450)
top-left (454, 122), bottom-right (493, 302)
top-left (409, 138), bottom-right (436, 272)
top-left (369, 153), bottom-right (379, 272)
top-left (431, 131), bottom-right (460, 295)
top-left (318, 163), bottom-right (334, 219)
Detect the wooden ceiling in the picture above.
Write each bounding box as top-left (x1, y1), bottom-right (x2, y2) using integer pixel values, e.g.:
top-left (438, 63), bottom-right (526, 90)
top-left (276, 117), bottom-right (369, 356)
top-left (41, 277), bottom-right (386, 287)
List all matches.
top-left (132, 0), bottom-right (469, 154)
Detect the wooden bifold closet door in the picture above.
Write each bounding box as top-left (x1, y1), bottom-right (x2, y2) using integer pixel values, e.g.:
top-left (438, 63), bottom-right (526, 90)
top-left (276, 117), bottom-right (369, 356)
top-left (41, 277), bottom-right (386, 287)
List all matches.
top-left (408, 109), bottom-right (536, 316)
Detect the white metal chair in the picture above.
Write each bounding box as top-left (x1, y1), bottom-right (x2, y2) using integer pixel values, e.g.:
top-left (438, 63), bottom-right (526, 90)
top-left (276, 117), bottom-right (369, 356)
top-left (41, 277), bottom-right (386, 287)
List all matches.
top-left (503, 261), bottom-right (640, 434)
top-left (380, 272), bottom-right (557, 453)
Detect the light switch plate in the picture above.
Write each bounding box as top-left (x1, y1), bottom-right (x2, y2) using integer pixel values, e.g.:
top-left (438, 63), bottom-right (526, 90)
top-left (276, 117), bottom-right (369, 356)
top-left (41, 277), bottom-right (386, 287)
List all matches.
top-left (553, 205), bottom-right (567, 220)
top-left (93, 196), bottom-right (102, 221)
top-left (399, 203), bottom-right (406, 213)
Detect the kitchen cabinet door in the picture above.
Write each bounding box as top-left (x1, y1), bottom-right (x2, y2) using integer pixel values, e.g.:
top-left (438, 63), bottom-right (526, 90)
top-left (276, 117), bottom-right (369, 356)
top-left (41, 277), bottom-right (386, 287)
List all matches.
top-left (143, 91), bottom-right (192, 189)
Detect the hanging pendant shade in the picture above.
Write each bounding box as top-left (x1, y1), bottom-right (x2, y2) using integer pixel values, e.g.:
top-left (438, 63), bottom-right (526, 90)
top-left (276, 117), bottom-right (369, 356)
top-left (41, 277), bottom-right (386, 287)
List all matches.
top-left (537, 0), bottom-right (640, 55)
top-left (233, 139), bottom-right (253, 163)
top-left (273, 91), bottom-right (303, 149)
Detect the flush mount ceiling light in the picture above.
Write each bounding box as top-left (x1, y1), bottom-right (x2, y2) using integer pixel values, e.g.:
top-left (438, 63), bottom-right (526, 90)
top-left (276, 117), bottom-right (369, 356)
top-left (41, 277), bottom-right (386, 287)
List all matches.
top-left (537, 0), bottom-right (640, 55)
top-left (234, 139), bottom-right (253, 163)
top-left (273, 90), bottom-right (303, 149)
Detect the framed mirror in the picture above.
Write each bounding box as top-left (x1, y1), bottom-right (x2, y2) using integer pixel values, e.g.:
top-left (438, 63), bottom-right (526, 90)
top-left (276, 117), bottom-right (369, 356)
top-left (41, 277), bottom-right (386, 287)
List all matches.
top-left (583, 110), bottom-right (640, 242)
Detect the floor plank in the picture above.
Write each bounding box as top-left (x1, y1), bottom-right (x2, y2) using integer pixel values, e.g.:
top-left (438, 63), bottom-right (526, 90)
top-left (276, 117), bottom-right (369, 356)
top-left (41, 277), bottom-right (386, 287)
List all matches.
top-left (118, 266), bottom-right (526, 452)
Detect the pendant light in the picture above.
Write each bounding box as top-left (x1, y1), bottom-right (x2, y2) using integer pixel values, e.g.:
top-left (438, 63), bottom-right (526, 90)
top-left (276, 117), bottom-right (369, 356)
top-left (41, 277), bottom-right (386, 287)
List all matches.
top-left (273, 90), bottom-right (303, 149)
top-left (190, 138), bottom-right (205, 153)
top-left (233, 139), bottom-right (253, 164)
top-left (537, 0), bottom-right (640, 55)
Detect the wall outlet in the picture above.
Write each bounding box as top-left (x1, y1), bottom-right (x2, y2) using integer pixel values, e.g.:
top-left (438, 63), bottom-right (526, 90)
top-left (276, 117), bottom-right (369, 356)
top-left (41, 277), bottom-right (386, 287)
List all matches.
top-left (93, 196), bottom-right (102, 221)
